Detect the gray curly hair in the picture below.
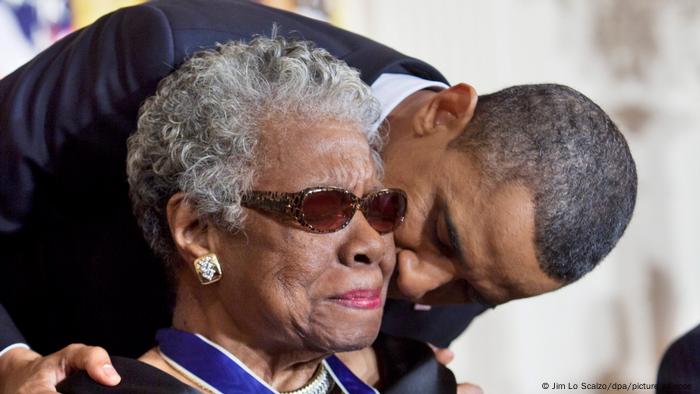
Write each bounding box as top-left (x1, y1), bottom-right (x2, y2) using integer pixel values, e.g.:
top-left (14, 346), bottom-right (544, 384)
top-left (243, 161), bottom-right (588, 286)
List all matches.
top-left (126, 36), bottom-right (382, 267)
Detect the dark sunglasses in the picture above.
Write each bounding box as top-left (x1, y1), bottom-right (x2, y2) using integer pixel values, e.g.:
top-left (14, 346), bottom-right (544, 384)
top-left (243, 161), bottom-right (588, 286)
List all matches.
top-left (241, 187), bottom-right (407, 234)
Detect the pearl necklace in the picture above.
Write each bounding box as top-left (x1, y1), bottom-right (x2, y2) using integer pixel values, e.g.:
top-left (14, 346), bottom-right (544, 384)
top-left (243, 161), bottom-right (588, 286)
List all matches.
top-left (280, 363), bottom-right (334, 394)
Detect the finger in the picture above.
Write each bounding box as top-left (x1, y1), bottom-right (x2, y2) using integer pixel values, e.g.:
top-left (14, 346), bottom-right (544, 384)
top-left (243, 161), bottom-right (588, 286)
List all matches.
top-left (428, 343), bottom-right (455, 365)
top-left (61, 344), bottom-right (121, 386)
top-left (457, 382), bottom-right (484, 394)
top-left (434, 348), bottom-right (454, 365)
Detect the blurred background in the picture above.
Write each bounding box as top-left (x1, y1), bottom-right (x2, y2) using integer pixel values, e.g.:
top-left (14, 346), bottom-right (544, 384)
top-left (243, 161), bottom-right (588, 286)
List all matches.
top-left (2, 0), bottom-right (698, 393)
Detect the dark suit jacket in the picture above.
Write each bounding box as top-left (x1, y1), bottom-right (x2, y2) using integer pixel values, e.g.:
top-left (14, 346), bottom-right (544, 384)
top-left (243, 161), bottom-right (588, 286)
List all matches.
top-left (657, 323), bottom-right (700, 394)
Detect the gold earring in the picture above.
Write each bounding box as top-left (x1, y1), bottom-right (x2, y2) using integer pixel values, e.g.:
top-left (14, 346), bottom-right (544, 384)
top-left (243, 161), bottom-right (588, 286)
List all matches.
top-left (193, 254), bottom-right (222, 285)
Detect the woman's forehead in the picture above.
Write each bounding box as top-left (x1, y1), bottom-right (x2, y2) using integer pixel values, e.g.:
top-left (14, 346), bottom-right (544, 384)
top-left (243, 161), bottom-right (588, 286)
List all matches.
top-left (256, 120), bottom-right (376, 189)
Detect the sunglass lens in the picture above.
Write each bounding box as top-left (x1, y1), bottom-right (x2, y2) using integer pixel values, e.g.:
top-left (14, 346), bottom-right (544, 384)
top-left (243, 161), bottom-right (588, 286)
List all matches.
top-left (301, 190), bottom-right (355, 231)
top-left (364, 191), bottom-right (407, 233)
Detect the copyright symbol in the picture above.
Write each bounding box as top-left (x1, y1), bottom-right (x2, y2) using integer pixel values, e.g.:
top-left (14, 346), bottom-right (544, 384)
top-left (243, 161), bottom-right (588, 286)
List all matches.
top-left (542, 383), bottom-right (550, 389)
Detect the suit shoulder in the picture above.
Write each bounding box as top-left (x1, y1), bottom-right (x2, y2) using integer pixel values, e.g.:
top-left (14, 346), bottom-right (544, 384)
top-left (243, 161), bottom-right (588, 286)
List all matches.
top-left (56, 356), bottom-right (199, 394)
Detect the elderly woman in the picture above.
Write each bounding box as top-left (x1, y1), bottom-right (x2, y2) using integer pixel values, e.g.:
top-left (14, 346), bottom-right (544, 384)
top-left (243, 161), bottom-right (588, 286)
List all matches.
top-left (59, 36), bottom-right (405, 393)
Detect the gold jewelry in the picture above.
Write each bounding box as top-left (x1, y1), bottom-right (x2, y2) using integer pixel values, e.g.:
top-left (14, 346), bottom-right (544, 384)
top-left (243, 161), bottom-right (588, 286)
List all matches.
top-left (280, 363), bottom-right (334, 394)
top-left (193, 254), bottom-right (222, 285)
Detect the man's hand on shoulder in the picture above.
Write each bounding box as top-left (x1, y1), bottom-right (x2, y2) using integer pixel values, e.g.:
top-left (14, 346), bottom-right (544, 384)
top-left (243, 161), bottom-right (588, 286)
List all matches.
top-left (0, 344), bottom-right (120, 394)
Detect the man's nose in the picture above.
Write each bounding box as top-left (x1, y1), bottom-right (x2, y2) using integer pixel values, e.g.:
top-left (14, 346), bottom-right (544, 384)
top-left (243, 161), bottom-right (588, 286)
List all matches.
top-left (338, 211), bottom-right (391, 267)
top-left (394, 249), bottom-right (455, 301)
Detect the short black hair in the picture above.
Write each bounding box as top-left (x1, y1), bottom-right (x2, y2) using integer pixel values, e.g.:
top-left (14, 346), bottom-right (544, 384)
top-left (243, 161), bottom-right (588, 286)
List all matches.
top-left (450, 84), bottom-right (637, 282)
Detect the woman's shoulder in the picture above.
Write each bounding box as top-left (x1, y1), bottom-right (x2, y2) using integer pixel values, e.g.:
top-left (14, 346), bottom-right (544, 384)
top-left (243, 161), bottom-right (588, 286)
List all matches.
top-left (57, 356), bottom-right (201, 394)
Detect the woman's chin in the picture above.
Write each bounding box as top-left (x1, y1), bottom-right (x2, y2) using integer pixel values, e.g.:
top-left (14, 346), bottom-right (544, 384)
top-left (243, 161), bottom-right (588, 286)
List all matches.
top-left (320, 330), bottom-right (380, 353)
top-left (309, 316), bottom-right (382, 353)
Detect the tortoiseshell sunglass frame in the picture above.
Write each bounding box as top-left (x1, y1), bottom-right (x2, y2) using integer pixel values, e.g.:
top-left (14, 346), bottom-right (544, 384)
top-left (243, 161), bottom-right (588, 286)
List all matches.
top-left (240, 186), bottom-right (407, 234)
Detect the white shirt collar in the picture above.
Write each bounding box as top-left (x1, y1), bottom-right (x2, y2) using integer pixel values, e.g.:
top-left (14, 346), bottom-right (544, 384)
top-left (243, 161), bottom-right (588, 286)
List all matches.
top-left (370, 73), bottom-right (449, 129)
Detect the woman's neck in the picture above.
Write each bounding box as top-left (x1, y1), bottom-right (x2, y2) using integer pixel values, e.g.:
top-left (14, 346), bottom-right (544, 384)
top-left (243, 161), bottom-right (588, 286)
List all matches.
top-left (181, 326), bottom-right (324, 391)
top-left (147, 284), bottom-right (327, 392)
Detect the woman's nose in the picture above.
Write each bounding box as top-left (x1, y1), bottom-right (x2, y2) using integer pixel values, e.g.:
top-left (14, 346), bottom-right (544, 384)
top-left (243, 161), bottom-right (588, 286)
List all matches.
top-left (394, 248), bottom-right (455, 301)
top-left (338, 211), bottom-right (391, 267)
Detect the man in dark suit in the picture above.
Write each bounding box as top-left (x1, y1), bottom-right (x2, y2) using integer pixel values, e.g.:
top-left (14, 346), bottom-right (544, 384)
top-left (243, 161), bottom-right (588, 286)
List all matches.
top-left (0, 0), bottom-right (637, 392)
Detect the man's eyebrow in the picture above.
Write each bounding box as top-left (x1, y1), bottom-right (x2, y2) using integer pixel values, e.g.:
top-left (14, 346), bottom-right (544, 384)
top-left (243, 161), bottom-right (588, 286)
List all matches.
top-left (444, 210), bottom-right (468, 269)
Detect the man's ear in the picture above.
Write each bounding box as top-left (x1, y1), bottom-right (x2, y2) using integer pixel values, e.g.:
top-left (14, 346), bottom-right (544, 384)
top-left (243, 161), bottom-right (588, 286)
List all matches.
top-left (414, 83), bottom-right (477, 138)
top-left (166, 192), bottom-right (212, 266)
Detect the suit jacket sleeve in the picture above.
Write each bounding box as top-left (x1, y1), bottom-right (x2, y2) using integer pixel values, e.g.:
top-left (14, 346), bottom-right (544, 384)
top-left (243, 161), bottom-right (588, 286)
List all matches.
top-left (0, 4), bottom-right (175, 235)
top-left (0, 4), bottom-right (178, 350)
top-left (0, 304), bottom-right (26, 351)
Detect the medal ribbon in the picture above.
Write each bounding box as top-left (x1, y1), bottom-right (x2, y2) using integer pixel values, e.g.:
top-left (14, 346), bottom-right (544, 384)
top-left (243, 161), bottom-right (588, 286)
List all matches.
top-left (156, 328), bottom-right (377, 394)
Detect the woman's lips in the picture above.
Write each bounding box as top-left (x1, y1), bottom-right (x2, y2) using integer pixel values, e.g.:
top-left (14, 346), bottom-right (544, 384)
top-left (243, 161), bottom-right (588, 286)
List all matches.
top-left (331, 289), bottom-right (382, 309)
